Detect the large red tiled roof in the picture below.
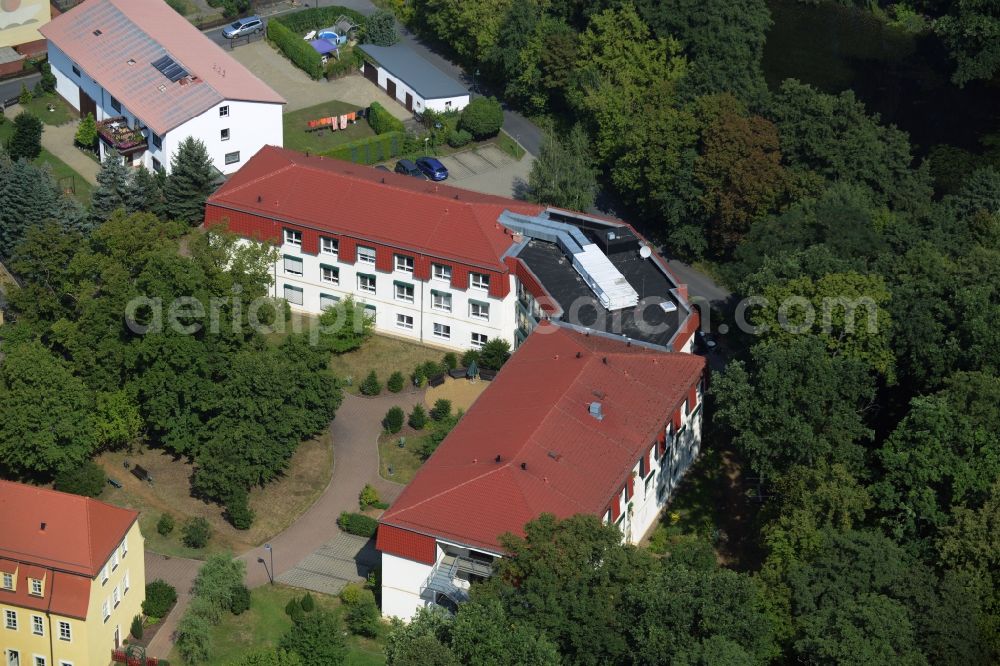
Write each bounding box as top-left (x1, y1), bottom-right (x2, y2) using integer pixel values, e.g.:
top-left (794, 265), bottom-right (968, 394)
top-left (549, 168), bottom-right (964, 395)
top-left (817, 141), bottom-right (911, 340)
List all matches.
top-left (0, 558), bottom-right (91, 620)
top-left (379, 324), bottom-right (706, 553)
top-left (207, 146), bottom-right (544, 270)
top-left (0, 481), bottom-right (138, 578)
top-left (40, 0), bottom-right (284, 136)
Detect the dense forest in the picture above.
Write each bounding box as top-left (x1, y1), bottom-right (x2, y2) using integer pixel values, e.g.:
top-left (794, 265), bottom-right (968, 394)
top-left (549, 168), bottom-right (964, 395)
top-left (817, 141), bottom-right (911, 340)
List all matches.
top-left (377, 0), bottom-right (1000, 663)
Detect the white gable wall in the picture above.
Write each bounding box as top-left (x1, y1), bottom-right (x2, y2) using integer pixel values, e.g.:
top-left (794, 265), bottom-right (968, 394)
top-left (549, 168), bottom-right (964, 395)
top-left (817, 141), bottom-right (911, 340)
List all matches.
top-left (370, 63), bottom-right (470, 114)
top-left (165, 99), bottom-right (282, 175)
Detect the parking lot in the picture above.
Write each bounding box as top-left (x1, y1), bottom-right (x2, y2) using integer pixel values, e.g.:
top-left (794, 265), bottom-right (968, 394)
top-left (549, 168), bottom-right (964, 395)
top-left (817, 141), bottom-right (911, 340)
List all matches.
top-left (386, 146), bottom-right (534, 199)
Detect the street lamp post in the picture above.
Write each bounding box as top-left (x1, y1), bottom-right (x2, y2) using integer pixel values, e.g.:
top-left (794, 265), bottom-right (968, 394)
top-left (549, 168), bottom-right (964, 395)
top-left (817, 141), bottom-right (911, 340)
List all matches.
top-left (263, 544), bottom-right (274, 584)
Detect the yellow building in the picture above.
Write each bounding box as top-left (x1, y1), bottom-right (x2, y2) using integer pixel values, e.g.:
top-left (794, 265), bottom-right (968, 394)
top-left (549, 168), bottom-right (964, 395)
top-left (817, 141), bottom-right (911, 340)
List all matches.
top-left (0, 0), bottom-right (51, 52)
top-left (0, 480), bottom-right (146, 666)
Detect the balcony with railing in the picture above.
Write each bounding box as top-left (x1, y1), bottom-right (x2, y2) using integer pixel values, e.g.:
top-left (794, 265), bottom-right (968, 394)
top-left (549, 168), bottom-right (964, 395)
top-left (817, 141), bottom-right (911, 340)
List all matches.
top-left (96, 116), bottom-right (148, 155)
top-left (421, 553), bottom-right (494, 607)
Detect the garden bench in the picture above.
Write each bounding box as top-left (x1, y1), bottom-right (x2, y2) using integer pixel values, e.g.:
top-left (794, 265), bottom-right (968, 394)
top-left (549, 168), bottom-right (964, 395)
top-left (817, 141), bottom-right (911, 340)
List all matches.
top-left (107, 477), bottom-right (123, 489)
top-left (130, 464), bottom-right (152, 484)
top-left (479, 369), bottom-right (497, 381)
top-left (428, 373), bottom-right (446, 387)
top-left (448, 368), bottom-right (466, 379)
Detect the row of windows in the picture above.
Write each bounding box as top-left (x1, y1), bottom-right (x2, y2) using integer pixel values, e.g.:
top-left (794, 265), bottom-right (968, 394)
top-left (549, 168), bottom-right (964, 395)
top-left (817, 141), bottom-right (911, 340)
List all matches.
top-left (4, 610), bottom-right (72, 641)
top-left (283, 262), bottom-right (491, 320)
top-left (2, 575), bottom-right (45, 597)
top-left (101, 570), bottom-right (130, 623)
top-left (100, 537), bottom-right (129, 585)
top-left (282, 230), bottom-right (488, 289)
top-left (0, 654), bottom-right (67, 666)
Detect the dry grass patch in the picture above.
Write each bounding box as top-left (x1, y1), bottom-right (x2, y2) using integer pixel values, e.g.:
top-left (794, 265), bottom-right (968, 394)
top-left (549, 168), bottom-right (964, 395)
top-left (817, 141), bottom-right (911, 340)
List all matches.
top-left (328, 334), bottom-right (447, 394)
top-left (97, 432), bottom-right (333, 558)
top-left (424, 375), bottom-right (490, 412)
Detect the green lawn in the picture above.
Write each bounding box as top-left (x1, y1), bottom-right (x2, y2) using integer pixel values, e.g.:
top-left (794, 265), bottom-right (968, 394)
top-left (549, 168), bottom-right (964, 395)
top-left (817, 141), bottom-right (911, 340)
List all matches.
top-left (167, 585), bottom-right (386, 665)
top-left (378, 428), bottom-right (427, 484)
top-left (283, 100), bottom-right (375, 154)
top-left (19, 92), bottom-right (75, 126)
top-left (328, 334), bottom-right (447, 395)
top-left (495, 130), bottom-right (526, 160)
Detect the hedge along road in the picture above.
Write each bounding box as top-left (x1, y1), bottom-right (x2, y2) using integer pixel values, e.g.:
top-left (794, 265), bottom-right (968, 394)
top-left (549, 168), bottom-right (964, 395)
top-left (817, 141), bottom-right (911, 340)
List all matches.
top-left (201, 2), bottom-right (544, 156)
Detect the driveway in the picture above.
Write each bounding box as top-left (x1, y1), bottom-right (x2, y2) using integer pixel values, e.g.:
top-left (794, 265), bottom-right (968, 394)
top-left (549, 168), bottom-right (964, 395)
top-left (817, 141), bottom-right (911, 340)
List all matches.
top-left (225, 40), bottom-right (409, 117)
top-left (435, 146), bottom-right (535, 199)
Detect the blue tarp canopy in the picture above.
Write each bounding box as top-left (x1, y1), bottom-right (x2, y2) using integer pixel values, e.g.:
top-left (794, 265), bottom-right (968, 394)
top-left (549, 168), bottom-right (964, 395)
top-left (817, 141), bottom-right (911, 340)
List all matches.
top-left (309, 38), bottom-right (338, 55)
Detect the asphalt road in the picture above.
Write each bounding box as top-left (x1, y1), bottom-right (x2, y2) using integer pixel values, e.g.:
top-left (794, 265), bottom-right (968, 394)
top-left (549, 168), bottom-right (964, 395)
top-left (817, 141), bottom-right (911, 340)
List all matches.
top-left (0, 72), bottom-right (40, 105)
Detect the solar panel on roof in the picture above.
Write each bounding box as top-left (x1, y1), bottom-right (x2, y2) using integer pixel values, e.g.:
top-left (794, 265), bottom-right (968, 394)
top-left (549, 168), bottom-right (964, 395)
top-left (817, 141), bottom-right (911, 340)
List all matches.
top-left (151, 54), bottom-right (188, 82)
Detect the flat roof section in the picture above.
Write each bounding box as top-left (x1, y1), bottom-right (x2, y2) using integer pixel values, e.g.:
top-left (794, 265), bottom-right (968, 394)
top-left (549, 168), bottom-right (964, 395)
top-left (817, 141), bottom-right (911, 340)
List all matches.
top-left (359, 43), bottom-right (468, 100)
top-left (517, 240), bottom-right (683, 349)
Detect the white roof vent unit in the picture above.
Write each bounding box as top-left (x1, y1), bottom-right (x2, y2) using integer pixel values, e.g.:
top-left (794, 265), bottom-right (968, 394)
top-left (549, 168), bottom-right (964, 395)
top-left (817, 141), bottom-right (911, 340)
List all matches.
top-left (572, 244), bottom-right (639, 311)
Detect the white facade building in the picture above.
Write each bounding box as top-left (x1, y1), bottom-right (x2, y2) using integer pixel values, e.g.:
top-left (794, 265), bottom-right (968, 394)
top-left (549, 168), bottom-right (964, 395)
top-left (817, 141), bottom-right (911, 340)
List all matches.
top-left (41, 0), bottom-right (284, 174)
top-left (360, 43), bottom-right (470, 114)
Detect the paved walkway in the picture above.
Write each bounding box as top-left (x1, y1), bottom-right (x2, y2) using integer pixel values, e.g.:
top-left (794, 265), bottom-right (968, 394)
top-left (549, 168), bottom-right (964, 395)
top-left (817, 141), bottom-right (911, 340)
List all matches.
top-left (4, 103), bottom-right (100, 185)
top-left (143, 389), bottom-right (418, 657)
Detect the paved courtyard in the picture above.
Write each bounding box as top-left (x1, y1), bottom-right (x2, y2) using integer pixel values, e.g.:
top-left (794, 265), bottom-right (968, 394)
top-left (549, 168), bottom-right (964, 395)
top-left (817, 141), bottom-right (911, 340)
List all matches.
top-left (275, 532), bottom-right (379, 595)
top-left (226, 40), bottom-right (410, 118)
top-left (436, 146), bottom-right (535, 199)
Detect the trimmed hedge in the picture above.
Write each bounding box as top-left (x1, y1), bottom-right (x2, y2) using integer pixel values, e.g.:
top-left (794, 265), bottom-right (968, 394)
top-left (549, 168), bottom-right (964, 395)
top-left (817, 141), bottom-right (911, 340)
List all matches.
top-left (321, 131), bottom-right (405, 165)
top-left (267, 20), bottom-right (323, 80)
top-left (326, 49), bottom-right (364, 80)
top-left (274, 6), bottom-right (366, 34)
top-left (338, 512), bottom-right (378, 538)
top-left (367, 101), bottom-right (405, 135)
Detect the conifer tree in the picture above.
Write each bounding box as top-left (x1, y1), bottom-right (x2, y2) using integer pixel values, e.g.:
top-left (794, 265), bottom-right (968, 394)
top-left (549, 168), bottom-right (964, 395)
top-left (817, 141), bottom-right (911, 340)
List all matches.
top-left (91, 150), bottom-right (129, 224)
top-left (8, 112), bottom-right (42, 161)
top-left (75, 112), bottom-right (98, 151)
top-left (165, 136), bottom-right (215, 225)
top-left (124, 165), bottom-right (166, 218)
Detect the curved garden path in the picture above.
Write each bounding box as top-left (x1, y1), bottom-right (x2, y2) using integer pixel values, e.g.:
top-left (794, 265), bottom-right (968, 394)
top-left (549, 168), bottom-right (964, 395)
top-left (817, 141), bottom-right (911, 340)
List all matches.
top-left (145, 389), bottom-right (420, 657)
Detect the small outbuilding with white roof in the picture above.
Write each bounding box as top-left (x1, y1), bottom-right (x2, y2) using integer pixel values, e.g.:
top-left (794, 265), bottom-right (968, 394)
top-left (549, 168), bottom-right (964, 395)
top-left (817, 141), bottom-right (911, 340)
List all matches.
top-left (358, 43), bottom-right (469, 114)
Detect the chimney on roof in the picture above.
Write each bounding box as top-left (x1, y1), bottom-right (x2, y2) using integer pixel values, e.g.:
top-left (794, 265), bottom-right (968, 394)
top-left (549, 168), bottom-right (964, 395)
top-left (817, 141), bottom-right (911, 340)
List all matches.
top-left (257, 195), bottom-right (262, 203)
top-left (602, 357), bottom-right (608, 365)
top-left (495, 455), bottom-right (501, 463)
top-left (520, 462), bottom-right (527, 470)
top-left (576, 351), bottom-right (581, 359)
top-left (40, 522), bottom-right (46, 532)
top-left (589, 402), bottom-right (604, 421)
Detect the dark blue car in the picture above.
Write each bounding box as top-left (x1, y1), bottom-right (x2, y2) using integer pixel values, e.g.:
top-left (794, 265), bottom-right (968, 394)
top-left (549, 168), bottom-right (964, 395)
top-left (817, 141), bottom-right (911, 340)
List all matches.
top-left (416, 156), bottom-right (449, 181)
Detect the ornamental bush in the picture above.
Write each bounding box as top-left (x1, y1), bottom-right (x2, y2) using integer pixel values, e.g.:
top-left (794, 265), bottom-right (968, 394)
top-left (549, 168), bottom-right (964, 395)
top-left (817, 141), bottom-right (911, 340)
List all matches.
top-left (338, 511), bottom-right (378, 538)
top-left (142, 580), bottom-right (178, 618)
top-left (384, 406), bottom-right (405, 433)
top-left (230, 584), bottom-right (251, 615)
top-left (459, 97), bottom-right (503, 140)
top-left (479, 338), bottom-right (511, 371)
top-left (75, 112), bottom-right (98, 149)
top-left (300, 592), bottom-right (315, 613)
top-left (130, 614), bottom-right (144, 640)
top-left (442, 352), bottom-right (458, 371)
top-left (225, 488), bottom-right (255, 530)
top-left (182, 517), bottom-right (211, 548)
top-left (447, 129), bottom-right (472, 148)
top-left (461, 349), bottom-right (481, 367)
top-left (157, 513), bottom-right (175, 536)
top-left (359, 483), bottom-right (381, 509)
top-left (360, 370), bottom-right (381, 396)
top-left (430, 399), bottom-right (452, 421)
top-left (53, 460), bottom-right (105, 497)
top-left (367, 101), bottom-right (405, 135)
top-left (387, 371), bottom-right (405, 393)
top-left (408, 404), bottom-right (427, 430)
top-left (9, 111), bottom-right (42, 161)
top-left (344, 589), bottom-right (381, 637)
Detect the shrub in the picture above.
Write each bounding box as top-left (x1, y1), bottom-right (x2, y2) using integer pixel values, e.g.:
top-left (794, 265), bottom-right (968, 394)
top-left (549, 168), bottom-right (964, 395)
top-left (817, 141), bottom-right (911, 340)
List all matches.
top-left (387, 371), bottom-right (405, 393)
top-left (278, 610), bottom-right (346, 664)
top-left (300, 592), bottom-right (315, 613)
top-left (367, 100), bottom-right (405, 135)
top-left (338, 511), bottom-right (378, 538)
top-left (442, 352), bottom-right (458, 370)
top-left (364, 9), bottom-right (398, 46)
top-left (285, 598), bottom-right (301, 617)
top-left (157, 513), bottom-right (175, 536)
top-left (344, 589), bottom-right (381, 637)
top-left (461, 349), bottom-right (481, 367)
top-left (419, 412), bottom-right (461, 460)
top-left (18, 83), bottom-right (32, 105)
top-left (9, 111), bottom-right (42, 161)
top-left (182, 517), bottom-right (211, 548)
top-left (225, 488), bottom-right (255, 530)
top-left (459, 97), bottom-right (504, 140)
top-left (321, 131), bottom-right (405, 165)
top-left (419, 360), bottom-right (444, 379)
top-left (430, 399), bottom-right (452, 421)
top-left (53, 460), bottom-right (105, 497)
top-left (408, 404), bottom-right (427, 430)
top-left (447, 129), bottom-right (472, 148)
top-left (360, 370), bottom-right (381, 396)
top-left (412, 368), bottom-right (426, 387)
top-left (479, 338), bottom-right (511, 370)
top-left (359, 483), bottom-right (381, 509)
top-left (325, 49), bottom-right (364, 80)
top-left (192, 555), bottom-right (247, 619)
top-left (142, 580), bottom-right (178, 618)
top-left (340, 582), bottom-right (365, 606)
top-left (230, 585), bottom-right (251, 615)
top-left (274, 6), bottom-right (366, 34)
top-left (384, 406), bottom-right (405, 433)
top-left (38, 62), bottom-right (56, 94)
top-left (130, 614), bottom-right (144, 640)
top-left (176, 610), bottom-right (211, 664)
top-left (267, 20), bottom-right (323, 79)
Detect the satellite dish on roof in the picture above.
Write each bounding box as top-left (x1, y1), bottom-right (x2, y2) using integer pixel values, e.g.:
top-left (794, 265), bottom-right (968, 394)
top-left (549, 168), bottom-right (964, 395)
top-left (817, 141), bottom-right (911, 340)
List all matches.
top-left (639, 245), bottom-right (652, 259)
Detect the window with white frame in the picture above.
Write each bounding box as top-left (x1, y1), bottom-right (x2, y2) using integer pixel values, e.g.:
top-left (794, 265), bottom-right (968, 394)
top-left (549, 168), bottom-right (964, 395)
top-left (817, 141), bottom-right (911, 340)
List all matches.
top-left (101, 566), bottom-right (108, 584)
top-left (432, 263), bottom-right (451, 281)
top-left (283, 228), bottom-right (302, 246)
top-left (102, 600), bottom-right (109, 621)
top-left (123, 570), bottom-right (130, 593)
top-left (396, 314), bottom-right (414, 330)
top-left (58, 621), bottom-right (71, 641)
top-left (471, 332), bottom-right (488, 348)
top-left (29, 578), bottom-right (42, 596)
top-left (283, 284), bottom-right (303, 306)
top-left (319, 294), bottom-right (339, 311)
top-left (112, 585), bottom-right (121, 608)
top-left (358, 274), bottom-right (376, 293)
top-left (5, 609), bottom-right (16, 629)
top-left (34, 656), bottom-right (46, 666)
top-left (320, 236), bottom-right (338, 256)
top-left (32, 615), bottom-right (43, 635)
top-left (395, 254), bottom-right (414, 273)
top-left (357, 246), bottom-right (376, 265)
top-left (2, 572), bottom-right (11, 589)
top-left (433, 323), bottom-right (451, 340)
top-left (470, 272), bottom-right (490, 290)
top-left (394, 282), bottom-right (414, 303)
top-left (320, 264), bottom-right (339, 285)
top-left (431, 290), bottom-right (451, 312)
top-left (111, 552), bottom-right (119, 571)
top-left (469, 300), bottom-right (490, 321)
top-left (121, 537), bottom-right (127, 558)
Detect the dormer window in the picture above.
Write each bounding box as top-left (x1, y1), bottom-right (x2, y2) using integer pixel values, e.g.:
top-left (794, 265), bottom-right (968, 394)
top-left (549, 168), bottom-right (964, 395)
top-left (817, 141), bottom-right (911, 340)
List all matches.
top-left (29, 578), bottom-right (42, 597)
top-left (1, 572), bottom-right (12, 590)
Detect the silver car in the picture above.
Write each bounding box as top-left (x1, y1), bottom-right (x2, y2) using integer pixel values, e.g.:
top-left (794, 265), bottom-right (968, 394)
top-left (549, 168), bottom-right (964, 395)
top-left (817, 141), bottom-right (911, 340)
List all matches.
top-left (222, 16), bottom-right (263, 39)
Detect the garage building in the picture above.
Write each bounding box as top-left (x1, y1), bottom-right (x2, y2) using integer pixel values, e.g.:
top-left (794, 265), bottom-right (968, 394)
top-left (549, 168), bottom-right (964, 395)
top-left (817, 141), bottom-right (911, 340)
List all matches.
top-left (359, 43), bottom-right (470, 114)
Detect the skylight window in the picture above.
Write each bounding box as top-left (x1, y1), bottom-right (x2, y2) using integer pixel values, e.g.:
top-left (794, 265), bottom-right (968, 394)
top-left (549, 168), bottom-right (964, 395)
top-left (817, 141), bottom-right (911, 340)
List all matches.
top-left (152, 54), bottom-right (188, 82)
